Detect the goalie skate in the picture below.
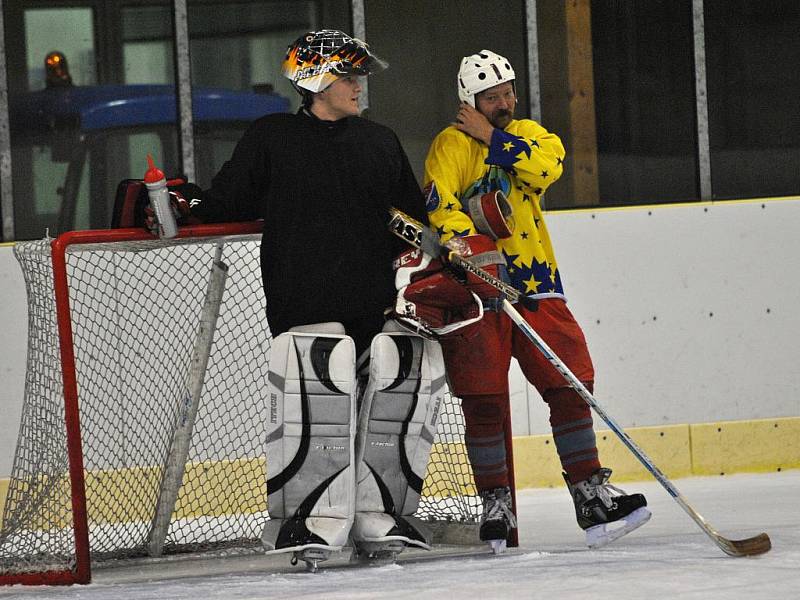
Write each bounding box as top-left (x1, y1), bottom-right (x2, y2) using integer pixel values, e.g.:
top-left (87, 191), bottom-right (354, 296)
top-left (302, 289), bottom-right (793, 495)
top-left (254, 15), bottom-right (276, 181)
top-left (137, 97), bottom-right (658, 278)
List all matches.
top-left (349, 538), bottom-right (406, 566)
top-left (292, 547), bottom-right (333, 573)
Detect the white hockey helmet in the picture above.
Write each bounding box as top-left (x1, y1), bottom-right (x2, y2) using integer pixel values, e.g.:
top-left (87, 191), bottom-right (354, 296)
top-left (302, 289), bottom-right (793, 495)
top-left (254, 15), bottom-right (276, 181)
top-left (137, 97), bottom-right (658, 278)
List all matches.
top-left (457, 50), bottom-right (516, 107)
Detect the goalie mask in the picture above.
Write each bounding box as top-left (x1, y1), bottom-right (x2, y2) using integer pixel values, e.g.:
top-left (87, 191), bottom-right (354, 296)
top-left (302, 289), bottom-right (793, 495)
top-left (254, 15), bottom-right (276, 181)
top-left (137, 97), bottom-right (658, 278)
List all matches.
top-left (457, 49), bottom-right (516, 107)
top-left (283, 29), bottom-right (388, 94)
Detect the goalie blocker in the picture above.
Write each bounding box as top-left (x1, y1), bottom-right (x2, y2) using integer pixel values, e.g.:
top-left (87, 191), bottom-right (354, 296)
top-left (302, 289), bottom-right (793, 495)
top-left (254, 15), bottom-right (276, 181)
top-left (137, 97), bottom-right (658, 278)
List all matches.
top-left (390, 232), bottom-right (509, 338)
top-left (261, 321), bottom-right (445, 570)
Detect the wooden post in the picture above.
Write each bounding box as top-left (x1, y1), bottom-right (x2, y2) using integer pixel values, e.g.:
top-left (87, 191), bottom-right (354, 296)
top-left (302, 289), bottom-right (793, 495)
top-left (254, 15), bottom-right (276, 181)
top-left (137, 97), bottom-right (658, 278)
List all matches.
top-left (536, 0), bottom-right (600, 208)
top-left (565, 0), bottom-right (600, 206)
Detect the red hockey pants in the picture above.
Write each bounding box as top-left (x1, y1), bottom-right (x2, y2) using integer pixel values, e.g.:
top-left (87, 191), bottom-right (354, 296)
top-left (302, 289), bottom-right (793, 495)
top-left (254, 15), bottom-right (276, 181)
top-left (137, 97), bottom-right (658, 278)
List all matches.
top-left (439, 298), bottom-right (601, 492)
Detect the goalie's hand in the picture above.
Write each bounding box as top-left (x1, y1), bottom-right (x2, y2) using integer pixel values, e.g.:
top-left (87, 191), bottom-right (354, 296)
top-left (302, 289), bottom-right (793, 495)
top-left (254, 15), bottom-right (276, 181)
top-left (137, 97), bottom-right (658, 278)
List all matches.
top-left (144, 184), bottom-right (201, 234)
top-left (444, 234), bottom-right (508, 300)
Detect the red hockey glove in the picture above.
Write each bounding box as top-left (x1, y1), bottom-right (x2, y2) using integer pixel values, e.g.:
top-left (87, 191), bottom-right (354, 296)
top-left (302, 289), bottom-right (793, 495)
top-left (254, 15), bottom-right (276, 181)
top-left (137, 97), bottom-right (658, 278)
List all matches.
top-left (464, 190), bottom-right (514, 240)
top-left (389, 247), bottom-right (484, 337)
top-left (444, 234), bottom-right (507, 300)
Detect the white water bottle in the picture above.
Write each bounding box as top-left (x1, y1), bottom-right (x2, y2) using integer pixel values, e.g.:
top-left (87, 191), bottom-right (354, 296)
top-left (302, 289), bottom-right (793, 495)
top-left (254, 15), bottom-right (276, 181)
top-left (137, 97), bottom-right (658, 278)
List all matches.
top-left (144, 154), bottom-right (178, 239)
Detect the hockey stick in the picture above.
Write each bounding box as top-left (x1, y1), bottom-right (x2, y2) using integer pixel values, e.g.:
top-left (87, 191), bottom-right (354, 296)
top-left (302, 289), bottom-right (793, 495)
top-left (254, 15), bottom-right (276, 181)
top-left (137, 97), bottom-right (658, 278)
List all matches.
top-left (388, 207), bottom-right (771, 557)
top-left (147, 243), bottom-right (229, 556)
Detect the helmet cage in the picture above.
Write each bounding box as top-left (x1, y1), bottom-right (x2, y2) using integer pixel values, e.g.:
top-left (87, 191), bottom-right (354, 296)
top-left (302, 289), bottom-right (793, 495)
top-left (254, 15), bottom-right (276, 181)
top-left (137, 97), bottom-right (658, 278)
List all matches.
top-left (283, 30), bottom-right (387, 94)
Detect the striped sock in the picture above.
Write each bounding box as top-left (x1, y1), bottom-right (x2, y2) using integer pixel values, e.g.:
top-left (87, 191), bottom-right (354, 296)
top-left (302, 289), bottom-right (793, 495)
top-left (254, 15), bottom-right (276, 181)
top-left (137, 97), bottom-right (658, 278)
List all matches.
top-left (544, 386), bottom-right (601, 482)
top-left (465, 430), bottom-right (508, 491)
top-left (460, 394), bottom-right (510, 492)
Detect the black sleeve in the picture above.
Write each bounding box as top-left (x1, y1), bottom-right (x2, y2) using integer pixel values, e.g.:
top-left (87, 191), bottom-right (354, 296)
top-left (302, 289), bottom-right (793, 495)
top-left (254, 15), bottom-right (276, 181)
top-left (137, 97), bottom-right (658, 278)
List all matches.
top-left (190, 120), bottom-right (269, 223)
top-left (391, 133), bottom-right (429, 226)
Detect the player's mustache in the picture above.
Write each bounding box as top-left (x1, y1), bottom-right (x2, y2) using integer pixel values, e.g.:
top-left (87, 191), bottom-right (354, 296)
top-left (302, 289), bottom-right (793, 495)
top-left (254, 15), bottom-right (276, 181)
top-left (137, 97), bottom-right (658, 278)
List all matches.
top-left (492, 109), bottom-right (513, 126)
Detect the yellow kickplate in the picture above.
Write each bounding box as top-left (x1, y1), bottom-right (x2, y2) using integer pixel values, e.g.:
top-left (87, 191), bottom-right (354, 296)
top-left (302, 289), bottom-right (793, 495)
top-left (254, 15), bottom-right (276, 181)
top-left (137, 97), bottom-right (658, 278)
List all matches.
top-left (593, 424), bottom-right (693, 483)
top-left (690, 416), bottom-right (800, 475)
top-left (0, 478), bottom-right (7, 528)
top-left (1, 418), bottom-right (798, 530)
top-left (512, 424), bottom-right (692, 488)
top-left (510, 435), bottom-right (564, 488)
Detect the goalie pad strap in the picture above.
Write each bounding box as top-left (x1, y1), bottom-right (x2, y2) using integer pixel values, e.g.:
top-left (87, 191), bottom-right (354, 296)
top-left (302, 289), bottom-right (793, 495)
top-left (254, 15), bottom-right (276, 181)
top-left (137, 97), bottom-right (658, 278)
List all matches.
top-left (392, 293), bottom-right (484, 337)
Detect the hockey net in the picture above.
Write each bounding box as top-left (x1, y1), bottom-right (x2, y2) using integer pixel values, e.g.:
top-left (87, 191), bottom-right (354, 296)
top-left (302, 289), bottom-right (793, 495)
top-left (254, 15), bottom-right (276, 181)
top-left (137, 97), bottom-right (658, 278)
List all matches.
top-left (0, 224), bottom-right (482, 585)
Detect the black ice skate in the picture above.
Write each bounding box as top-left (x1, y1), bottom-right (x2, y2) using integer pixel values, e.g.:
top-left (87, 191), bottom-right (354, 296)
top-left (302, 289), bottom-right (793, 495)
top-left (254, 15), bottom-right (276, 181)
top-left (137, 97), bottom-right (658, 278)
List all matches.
top-left (564, 468), bottom-right (651, 548)
top-left (479, 486), bottom-right (517, 554)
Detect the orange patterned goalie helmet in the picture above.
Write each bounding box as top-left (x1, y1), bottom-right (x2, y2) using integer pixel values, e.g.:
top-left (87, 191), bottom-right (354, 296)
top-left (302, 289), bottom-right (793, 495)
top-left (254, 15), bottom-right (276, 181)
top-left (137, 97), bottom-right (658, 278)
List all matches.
top-left (282, 29), bottom-right (387, 94)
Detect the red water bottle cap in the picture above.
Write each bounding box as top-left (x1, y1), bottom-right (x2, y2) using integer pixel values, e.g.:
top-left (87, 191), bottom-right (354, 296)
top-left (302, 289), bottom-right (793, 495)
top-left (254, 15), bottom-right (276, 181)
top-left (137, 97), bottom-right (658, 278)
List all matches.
top-left (144, 154), bottom-right (165, 183)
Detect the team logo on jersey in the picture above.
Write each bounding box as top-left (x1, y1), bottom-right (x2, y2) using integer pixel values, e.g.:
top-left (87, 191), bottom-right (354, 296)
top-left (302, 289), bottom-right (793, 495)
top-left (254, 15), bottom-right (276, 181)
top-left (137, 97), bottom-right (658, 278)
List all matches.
top-left (424, 182), bottom-right (441, 212)
top-left (462, 165), bottom-right (512, 200)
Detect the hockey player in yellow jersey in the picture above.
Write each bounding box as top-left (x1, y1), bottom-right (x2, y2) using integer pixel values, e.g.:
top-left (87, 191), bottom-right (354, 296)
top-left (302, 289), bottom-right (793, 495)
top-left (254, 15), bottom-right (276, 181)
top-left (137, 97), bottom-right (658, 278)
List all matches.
top-left (420, 50), bottom-right (651, 551)
top-left (425, 87), bottom-right (565, 299)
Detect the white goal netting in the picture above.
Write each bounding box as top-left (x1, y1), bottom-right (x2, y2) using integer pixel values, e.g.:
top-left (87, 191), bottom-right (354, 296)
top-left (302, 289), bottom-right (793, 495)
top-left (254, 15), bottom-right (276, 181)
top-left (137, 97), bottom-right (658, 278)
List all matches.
top-left (0, 228), bottom-right (480, 582)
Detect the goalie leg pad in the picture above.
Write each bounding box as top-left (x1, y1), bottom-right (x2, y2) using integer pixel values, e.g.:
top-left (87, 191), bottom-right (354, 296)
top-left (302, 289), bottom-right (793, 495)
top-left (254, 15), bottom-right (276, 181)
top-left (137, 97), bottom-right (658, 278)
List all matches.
top-left (261, 324), bottom-right (357, 556)
top-left (352, 327), bottom-right (446, 550)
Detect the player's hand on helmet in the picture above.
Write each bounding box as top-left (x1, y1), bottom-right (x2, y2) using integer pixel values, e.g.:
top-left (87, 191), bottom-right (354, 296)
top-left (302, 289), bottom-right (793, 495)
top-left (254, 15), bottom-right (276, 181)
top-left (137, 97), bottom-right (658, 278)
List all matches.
top-left (454, 102), bottom-right (494, 145)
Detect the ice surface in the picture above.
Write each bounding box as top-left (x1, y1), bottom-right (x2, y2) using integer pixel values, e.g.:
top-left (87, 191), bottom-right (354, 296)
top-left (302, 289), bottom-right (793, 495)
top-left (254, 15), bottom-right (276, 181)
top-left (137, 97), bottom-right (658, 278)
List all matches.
top-left (2, 471), bottom-right (797, 599)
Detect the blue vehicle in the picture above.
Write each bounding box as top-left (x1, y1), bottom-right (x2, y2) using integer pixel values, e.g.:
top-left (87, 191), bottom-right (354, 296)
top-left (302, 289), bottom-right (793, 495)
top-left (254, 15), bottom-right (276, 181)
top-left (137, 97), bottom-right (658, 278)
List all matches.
top-left (10, 66), bottom-right (289, 238)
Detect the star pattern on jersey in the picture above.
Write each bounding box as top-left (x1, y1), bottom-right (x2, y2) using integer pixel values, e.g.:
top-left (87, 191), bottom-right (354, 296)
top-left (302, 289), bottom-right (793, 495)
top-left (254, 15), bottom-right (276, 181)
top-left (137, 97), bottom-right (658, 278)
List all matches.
top-left (502, 249), bottom-right (562, 295)
top-left (502, 249), bottom-right (520, 268)
top-left (429, 121), bottom-right (567, 299)
top-left (488, 131), bottom-right (533, 168)
top-left (510, 136), bottom-right (532, 159)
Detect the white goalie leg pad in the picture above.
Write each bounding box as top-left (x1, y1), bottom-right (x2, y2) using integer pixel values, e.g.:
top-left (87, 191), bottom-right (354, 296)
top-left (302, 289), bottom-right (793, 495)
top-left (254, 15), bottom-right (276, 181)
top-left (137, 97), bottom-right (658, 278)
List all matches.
top-left (261, 323), bottom-right (357, 556)
top-left (352, 322), bottom-right (447, 550)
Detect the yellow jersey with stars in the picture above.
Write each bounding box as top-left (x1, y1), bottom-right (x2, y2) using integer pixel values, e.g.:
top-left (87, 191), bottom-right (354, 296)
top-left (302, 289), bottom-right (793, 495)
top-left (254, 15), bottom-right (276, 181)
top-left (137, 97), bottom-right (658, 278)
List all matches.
top-left (423, 119), bottom-right (566, 300)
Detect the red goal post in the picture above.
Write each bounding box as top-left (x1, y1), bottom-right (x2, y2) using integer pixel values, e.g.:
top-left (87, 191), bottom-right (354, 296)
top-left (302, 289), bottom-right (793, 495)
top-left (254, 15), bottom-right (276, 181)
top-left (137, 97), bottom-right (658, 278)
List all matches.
top-left (0, 223), bottom-right (486, 585)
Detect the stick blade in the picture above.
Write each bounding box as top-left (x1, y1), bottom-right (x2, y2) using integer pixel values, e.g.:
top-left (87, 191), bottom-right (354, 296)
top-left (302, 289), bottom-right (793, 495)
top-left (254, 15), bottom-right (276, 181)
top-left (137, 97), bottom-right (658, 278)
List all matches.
top-left (715, 532), bottom-right (771, 557)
